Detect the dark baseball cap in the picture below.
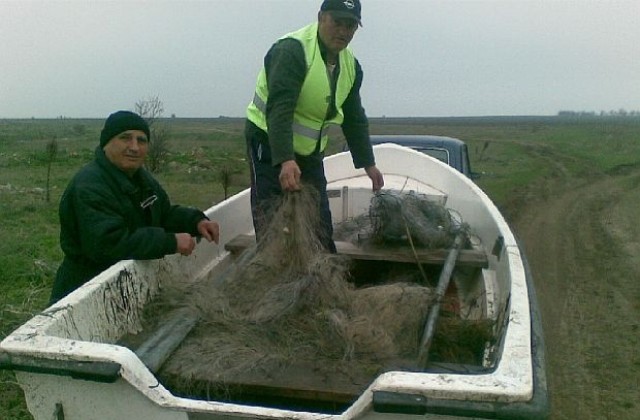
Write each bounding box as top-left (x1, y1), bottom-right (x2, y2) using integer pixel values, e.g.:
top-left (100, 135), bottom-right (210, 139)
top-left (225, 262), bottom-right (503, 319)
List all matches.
top-left (320, 0), bottom-right (362, 25)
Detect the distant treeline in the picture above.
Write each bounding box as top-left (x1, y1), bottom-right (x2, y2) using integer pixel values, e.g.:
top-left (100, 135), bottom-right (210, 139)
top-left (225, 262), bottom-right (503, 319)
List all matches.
top-left (558, 110), bottom-right (640, 117)
top-left (368, 114), bottom-right (640, 126)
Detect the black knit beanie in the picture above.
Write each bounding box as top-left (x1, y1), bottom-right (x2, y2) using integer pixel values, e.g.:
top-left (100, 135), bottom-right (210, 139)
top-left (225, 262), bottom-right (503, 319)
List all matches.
top-left (99, 110), bottom-right (151, 147)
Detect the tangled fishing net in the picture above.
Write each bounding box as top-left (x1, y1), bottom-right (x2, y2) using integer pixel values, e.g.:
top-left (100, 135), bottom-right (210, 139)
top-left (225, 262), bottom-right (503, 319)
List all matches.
top-left (138, 186), bottom-right (490, 401)
top-left (334, 190), bottom-right (469, 249)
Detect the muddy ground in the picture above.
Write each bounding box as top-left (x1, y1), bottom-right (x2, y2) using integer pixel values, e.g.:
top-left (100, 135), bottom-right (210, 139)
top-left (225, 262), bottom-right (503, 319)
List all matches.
top-left (504, 160), bottom-right (640, 419)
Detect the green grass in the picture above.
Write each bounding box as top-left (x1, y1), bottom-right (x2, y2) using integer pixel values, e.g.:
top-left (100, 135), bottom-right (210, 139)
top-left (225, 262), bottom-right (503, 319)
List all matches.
top-left (1, 115), bottom-right (639, 419)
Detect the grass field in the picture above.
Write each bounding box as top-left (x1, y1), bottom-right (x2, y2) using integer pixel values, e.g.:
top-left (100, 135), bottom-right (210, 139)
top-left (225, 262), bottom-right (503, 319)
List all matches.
top-left (2, 115), bottom-right (639, 419)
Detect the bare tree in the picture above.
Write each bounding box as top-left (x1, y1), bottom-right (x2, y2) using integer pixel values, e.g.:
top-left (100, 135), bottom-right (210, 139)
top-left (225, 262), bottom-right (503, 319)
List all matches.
top-left (135, 95), bottom-right (164, 126)
top-left (45, 136), bottom-right (58, 202)
top-left (218, 165), bottom-right (234, 200)
top-left (135, 96), bottom-right (170, 173)
top-left (476, 141), bottom-right (490, 162)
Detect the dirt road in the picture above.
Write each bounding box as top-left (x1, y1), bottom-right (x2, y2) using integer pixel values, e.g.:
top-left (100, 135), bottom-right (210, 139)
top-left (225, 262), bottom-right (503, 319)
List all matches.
top-left (505, 162), bottom-right (640, 419)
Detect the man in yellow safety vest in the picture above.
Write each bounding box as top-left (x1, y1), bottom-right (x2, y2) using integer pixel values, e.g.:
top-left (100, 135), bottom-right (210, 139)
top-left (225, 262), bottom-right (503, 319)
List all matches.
top-left (245, 0), bottom-right (384, 252)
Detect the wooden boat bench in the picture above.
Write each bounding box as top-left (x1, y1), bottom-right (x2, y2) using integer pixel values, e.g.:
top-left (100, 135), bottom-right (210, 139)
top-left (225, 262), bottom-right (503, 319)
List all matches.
top-left (224, 234), bottom-right (488, 268)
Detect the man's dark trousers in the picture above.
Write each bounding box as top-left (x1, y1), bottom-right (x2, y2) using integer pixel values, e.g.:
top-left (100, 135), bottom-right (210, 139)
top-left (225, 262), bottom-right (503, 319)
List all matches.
top-left (247, 135), bottom-right (336, 253)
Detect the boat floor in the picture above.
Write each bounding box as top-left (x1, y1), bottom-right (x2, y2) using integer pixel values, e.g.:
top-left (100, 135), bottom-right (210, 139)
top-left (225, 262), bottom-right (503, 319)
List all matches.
top-left (118, 234), bottom-right (491, 412)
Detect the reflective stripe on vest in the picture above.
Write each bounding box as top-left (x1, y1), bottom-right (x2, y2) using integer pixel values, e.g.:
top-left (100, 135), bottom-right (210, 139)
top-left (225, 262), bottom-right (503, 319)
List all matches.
top-left (246, 22), bottom-right (357, 156)
top-left (251, 92), bottom-right (332, 142)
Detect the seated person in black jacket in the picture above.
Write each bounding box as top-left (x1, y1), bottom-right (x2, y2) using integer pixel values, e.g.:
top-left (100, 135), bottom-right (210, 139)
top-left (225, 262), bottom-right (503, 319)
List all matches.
top-left (50, 110), bottom-right (220, 304)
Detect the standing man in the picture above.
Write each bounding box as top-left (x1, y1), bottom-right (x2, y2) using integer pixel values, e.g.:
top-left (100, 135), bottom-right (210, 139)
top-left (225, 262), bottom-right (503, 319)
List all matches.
top-left (245, 0), bottom-right (384, 252)
top-left (50, 110), bottom-right (220, 304)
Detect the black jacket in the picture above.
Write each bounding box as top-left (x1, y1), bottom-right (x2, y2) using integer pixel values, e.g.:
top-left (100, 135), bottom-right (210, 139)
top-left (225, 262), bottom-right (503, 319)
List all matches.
top-left (50, 147), bottom-right (206, 303)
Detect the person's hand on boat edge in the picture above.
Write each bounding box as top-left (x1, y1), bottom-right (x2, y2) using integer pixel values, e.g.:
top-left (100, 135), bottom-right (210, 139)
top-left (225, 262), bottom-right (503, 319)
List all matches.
top-left (175, 220), bottom-right (220, 256)
top-left (365, 165), bottom-right (384, 192)
top-left (175, 233), bottom-right (197, 256)
top-left (279, 159), bottom-right (303, 191)
top-left (197, 219), bottom-right (220, 244)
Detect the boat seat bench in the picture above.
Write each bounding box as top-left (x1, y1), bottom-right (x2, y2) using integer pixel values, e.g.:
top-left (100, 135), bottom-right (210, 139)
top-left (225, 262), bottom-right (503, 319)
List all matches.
top-left (224, 234), bottom-right (488, 268)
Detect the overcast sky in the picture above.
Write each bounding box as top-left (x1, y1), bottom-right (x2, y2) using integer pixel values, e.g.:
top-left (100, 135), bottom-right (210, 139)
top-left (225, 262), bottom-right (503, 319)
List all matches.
top-left (1, 0), bottom-right (638, 119)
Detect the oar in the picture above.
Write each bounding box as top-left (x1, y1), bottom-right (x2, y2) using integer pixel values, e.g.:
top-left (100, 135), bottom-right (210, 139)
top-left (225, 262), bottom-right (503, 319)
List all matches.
top-left (417, 232), bottom-right (465, 368)
top-left (135, 309), bottom-right (199, 373)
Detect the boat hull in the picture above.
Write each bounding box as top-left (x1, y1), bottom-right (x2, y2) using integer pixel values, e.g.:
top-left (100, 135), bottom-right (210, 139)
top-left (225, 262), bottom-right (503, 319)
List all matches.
top-left (1, 144), bottom-right (548, 419)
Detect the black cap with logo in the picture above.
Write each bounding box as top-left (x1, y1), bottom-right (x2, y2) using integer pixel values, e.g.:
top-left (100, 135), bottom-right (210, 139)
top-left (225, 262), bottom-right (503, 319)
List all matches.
top-left (320, 0), bottom-right (362, 25)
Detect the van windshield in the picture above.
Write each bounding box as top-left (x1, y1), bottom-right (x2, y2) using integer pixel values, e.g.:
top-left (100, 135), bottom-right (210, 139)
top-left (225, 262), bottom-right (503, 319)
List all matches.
top-left (412, 147), bottom-right (449, 165)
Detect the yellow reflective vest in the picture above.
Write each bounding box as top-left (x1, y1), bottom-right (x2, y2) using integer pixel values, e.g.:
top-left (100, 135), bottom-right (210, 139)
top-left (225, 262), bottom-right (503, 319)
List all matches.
top-left (246, 23), bottom-right (357, 156)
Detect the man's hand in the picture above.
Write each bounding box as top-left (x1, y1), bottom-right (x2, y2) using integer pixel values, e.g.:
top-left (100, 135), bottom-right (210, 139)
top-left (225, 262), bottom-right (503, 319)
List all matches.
top-left (175, 233), bottom-right (196, 256)
top-left (197, 219), bottom-right (220, 244)
top-left (365, 165), bottom-right (384, 192)
top-left (279, 160), bottom-right (302, 191)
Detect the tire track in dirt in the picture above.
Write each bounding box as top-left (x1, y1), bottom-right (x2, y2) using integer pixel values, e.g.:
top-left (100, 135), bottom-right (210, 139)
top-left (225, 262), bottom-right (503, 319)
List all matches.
top-left (510, 171), bottom-right (640, 420)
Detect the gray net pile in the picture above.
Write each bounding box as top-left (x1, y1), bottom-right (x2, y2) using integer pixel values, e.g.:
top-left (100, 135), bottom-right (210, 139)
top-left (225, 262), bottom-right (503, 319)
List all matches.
top-left (140, 187), bottom-right (478, 397)
top-left (334, 190), bottom-right (469, 249)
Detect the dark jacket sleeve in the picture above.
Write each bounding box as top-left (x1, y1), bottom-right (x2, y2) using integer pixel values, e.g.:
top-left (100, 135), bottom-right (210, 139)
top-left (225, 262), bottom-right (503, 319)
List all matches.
top-left (342, 58), bottom-right (376, 169)
top-left (161, 203), bottom-right (207, 238)
top-left (142, 171), bottom-right (206, 237)
top-left (68, 180), bottom-right (175, 263)
top-left (264, 38), bottom-right (307, 166)
top-left (62, 170), bottom-right (204, 266)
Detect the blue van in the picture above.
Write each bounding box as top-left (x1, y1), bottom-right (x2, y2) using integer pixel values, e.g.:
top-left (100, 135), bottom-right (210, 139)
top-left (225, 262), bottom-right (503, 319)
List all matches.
top-left (368, 135), bottom-right (477, 179)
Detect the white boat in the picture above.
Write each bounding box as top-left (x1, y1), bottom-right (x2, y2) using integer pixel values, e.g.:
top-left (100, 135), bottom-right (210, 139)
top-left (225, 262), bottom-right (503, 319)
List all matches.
top-left (0, 143), bottom-right (549, 419)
